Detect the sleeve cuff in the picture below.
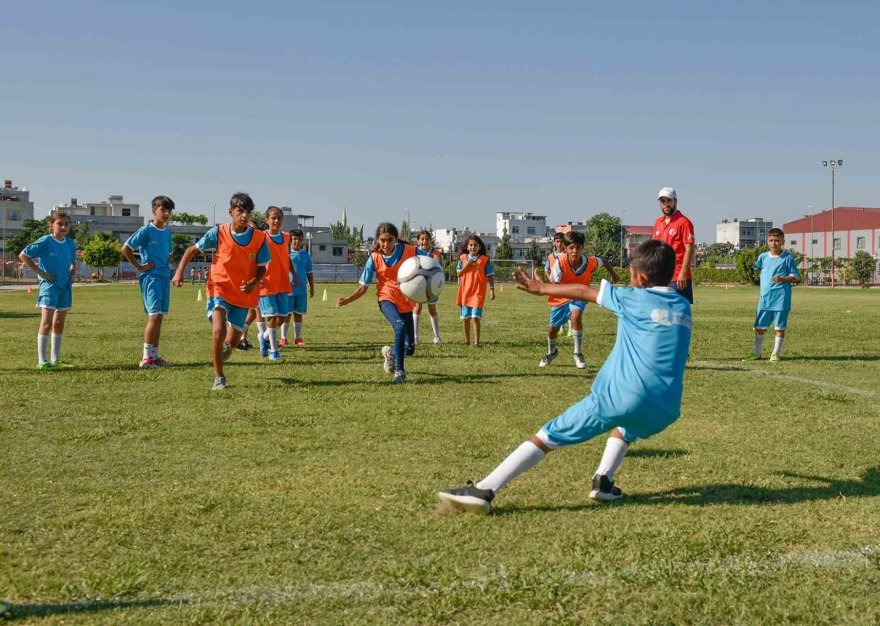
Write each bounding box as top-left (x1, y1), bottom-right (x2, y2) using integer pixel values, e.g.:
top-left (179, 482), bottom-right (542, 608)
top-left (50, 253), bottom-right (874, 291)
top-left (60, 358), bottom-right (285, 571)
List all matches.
top-left (596, 279), bottom-right (610, 308)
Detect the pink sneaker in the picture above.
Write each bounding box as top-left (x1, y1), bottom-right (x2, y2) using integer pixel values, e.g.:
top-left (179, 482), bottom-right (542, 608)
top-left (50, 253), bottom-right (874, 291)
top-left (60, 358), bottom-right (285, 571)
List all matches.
top-left (153, 357), bottom-right (173, 367)
top-left (139, 357), bottom-right (157, 369)
top-left (294, 338), bottom-right (305, 346)
top-left (279, 338), bottom-right (289, 347)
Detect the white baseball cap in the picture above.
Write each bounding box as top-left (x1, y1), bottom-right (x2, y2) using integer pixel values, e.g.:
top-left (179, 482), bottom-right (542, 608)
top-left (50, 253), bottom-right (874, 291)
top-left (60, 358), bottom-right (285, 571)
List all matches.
top-left (657, 187), bottom-right (676, 200)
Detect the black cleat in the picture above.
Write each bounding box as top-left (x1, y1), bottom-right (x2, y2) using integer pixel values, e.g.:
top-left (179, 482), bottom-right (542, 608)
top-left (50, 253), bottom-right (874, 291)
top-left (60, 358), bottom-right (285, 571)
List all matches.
top-left (588, 474), bottom-right (623, 501)
top-left (438, 480), bottom-right (495, 514)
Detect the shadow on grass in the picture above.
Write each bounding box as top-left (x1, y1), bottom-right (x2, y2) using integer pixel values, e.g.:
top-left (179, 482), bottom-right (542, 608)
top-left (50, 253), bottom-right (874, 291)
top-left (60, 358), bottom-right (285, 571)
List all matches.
top-left (269, 370), bottom-right (592, 387)
top-left (626, 448), bottom-right (688, 459)
top-left (775, 355), bottom-right (880, 362)
top-left (4, 597), bottom-right (185, 619)
top-left (0, 311), bottom-right (40, 319)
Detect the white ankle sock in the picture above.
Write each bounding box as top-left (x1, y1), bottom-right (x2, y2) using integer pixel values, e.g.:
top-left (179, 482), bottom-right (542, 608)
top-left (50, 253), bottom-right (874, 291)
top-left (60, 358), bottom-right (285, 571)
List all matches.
top-left (412, 313), bottom-right (420, 342)
top-left (430, 314), bottom-right (440, 338)
top-left (268, 327), bottom-right (278, 351)
top-left (754, 334), bottom-right (765, 356)
top-left (773, 336), bottom-right (784, 355)
top-left (572, 330), bottom-right (583, 354)
top-left (281, 322), bottom-right (289, 340)
top-left (294, 321), bottom-right (303, 340)
top-left (143, 343), bottom-right (152, 360)
top-left (50, 333), bottom-right (62, 363)
top-left (37, 334), bottom-right (49, 364)
top-left (476, 441), bottom-right (545, 493)
top-left (595, 437), bottom-right (629, 480)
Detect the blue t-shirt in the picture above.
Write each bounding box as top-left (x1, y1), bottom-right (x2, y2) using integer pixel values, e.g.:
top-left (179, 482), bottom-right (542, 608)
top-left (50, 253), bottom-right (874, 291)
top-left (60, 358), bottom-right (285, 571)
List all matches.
top-left (289, 248), bottom-right (313, 296)
top-left (755, 251), bottom-right (798, 311)
top-left (593, 280), bottom-right (692, 420)
top-left (125, 223), bottom-right (172, 276)
top-left (359, 242), bottom-right (407, 285)
top-left (455, 256), bottom-right (495, 275)
top-left (22, 235), bottom-right (77, 290)
top-left (196, 226), bottom-right (271, 265)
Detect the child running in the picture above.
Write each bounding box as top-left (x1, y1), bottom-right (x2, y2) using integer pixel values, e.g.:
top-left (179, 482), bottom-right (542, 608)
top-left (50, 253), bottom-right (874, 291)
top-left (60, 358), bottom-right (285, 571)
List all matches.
top-left (281, 229), bottom-right (314, 346)
top-left (122, 195), bottom-right (175, 369)
top-left (172, 192), bottom-right (269, 390)
top-left (254, 206), bottom-right (294, 361)
top-left (439, 240), bottom-right (691, 513)
top-left (456, 235), bottom-right (494, 346)
top-left (546, 231), bottom-right (570, 336)
top-left (413, 230), bottom-right (443, 345)
top-left (538, 231), bottom-right (619, 369)
top-left (18, 210), bottom-right (78, 370)
top-left (743, 228), bottom-right (799, 362)
top-left (337, 222), bottom-right (417, 384)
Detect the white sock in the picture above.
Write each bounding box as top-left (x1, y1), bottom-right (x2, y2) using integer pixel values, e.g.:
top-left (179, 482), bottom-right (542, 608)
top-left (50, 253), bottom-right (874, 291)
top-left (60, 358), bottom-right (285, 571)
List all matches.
top-left (256, 321), bottom-right (268, 337)
top-left (50, 333), bottom-right (62, 363)
top-left (547, 337), bottom-right (558, 354)
top-left (150, 345), bottom-right (159, 359)
top-left (773, 336), bottom-right (784, 355)
top-left (754, 334), bottom-right (765, 356)
top-left (37, 334), bottom-right (49, 364)
top-left (294, 321), bottom-right (303, 340)
top-left (430, 314), bottom-right (440, 339)
top-left (476, 441), bottom-right (545, 493)
top-left (143, 343), bottom-right (152, 360)
top-left (268, 327), bottom-right (278, 352)
top-left (412, 313), bottom-right (420, 341)
top-left (572, 330), bottom-right (583, 354)
top-left (281, 322), bottom-right (289, 340)
top-left (595, 437), bottom-right (629, 480)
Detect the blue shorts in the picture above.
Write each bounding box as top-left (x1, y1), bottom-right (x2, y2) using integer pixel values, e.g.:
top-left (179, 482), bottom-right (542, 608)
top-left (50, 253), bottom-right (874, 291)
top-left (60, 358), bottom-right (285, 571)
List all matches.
top-left (754, 309), bottom-right (789, 331)
top-left (36, 282), bottom-right (72, 311)
top-left (140, 273), bottom-right (170, 316)
top-left (259, 294), bottom-right (290, 317)
top-left (206, 296), bottom-right (249, 331)
top-left (536, 393), bottom-right (678, 449)
top-left (460, 306), bottom-right (483, 319)
top-left (288, 293), bottom-right (308, 315)
top-left (548, 300), bottom-right (586, 328)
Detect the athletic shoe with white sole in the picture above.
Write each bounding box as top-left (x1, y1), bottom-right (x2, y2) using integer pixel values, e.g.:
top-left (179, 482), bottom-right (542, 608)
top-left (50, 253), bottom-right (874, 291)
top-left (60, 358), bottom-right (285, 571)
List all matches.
top-left (769, 353), bottom-right (781, 362)
top-left (269, 350), bottom-right (282, 362)
top-left (588, 474), bottom-right (623, 501)
top-left (153, 357), bottom-right (173, 367)
top-left (392, 370), bottom-right (406, 384)
top-left (574, 353), bottom-right (587, 369)
top-left (438, 480), bottom-right (495, 514)
top-left (212, 376), bottom-right (227, 391)
top-left (381, 345), bottom-right (394, 373)
top-left (139, 357), bottom-right (157, 369)
top-left (433, 336), bottom-right (442, 345)
top-left (539, 349), bottom-right (559, 368)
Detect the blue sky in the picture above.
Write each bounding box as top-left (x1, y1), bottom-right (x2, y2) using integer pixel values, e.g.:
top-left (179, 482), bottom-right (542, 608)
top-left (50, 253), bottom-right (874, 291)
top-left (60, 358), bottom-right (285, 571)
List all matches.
top-left (2, 0), bottom-right (878, 241)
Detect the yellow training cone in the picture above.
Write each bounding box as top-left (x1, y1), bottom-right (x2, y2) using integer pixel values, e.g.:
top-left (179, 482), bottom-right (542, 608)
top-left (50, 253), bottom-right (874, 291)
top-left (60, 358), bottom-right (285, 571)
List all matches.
top-left (197, 289), bottom-right (203, 302)
top-left (500, 283), bottom-right (504, 292)
top-left (322, 288), bottom-right (328, 302)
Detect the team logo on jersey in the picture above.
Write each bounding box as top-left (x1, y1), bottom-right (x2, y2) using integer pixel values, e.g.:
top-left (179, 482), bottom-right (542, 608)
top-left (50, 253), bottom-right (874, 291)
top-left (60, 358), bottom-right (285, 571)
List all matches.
top-left (651, 307), bottom-right (693, 329)
top-left (669, 228), bottom-right (677, 236)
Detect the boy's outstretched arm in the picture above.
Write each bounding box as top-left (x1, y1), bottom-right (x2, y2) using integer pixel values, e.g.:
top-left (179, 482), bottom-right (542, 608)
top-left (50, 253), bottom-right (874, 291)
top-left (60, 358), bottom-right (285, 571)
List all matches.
top-left (513, 268), bottom-right (600, 303)
top-left (606, 264), bottom-right (621, 284)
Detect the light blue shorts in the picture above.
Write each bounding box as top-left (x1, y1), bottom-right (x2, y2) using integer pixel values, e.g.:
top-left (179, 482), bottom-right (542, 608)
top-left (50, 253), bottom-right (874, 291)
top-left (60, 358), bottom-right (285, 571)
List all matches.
top-left (259, 294), bottom-right (290, 317)
top-left (754, 309), bottom-right (789, 331)
top-left (460, 305), bottom-right (483, 319)
top-left (140, 273), bottom-right (170, 316)
top-left (288, 293), bottom-right (308, 315)
top-left (36, 283), bottom-right (72, 311)
top-left (206, 296), bottom-right (249, 331)
top-left (548, 300), bottom-right (586, 329)
top-left (536, 393), bottom-right (678, 448)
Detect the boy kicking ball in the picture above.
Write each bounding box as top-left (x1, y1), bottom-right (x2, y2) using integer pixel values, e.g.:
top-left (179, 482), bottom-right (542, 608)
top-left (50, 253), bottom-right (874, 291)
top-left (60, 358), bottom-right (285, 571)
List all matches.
top-left (439, 240), bottom-right (691, 513)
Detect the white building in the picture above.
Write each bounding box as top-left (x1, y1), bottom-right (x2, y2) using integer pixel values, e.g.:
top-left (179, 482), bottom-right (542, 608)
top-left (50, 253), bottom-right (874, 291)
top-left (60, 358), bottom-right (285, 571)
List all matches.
top-left (1, 179), bottom-right (36, 262)
top-left (716, 217), bottom-right (773, 249)
top-left (56, 195), bottom-right (146, 242)
top-left (496, 212), bottom-right (547, 240)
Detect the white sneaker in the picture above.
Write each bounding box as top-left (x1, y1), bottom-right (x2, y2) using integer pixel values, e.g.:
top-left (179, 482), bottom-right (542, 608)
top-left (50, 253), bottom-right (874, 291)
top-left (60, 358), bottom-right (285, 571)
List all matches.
top-left (539, 349), bottom-right (559, 368)
top-left (574, 353), bottom-right (586, 369)
top-left (433, 336), bottom-right (442, 345)
top-left (381, 345), bottom-right (394, 373)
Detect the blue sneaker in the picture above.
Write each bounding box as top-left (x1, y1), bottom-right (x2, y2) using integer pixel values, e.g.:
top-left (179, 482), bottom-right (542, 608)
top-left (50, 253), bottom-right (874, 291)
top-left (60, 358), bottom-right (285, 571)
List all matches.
top-left (259, 333), bottom-right (269, 357)
top-left (269, 350), bottom-right (282, 362)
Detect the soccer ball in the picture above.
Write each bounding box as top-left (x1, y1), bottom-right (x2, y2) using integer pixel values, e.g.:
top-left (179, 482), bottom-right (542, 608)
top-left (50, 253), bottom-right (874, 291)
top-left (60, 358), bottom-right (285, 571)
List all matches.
top-left (397, 256), bottom-right (445, 303)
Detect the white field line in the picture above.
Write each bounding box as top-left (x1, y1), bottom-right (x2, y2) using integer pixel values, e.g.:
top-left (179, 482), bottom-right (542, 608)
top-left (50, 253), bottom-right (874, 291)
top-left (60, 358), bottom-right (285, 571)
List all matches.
top-left (172, 544), bottom-right (879, 606)
top-left (690, 359), bottom-right (880, 400)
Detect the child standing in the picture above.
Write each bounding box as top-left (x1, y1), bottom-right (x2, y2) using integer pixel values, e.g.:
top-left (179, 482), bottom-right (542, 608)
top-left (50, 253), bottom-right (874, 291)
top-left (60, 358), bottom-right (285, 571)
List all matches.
top-left (743, 228), bottom-right (799, 362)
top-left (281, 229), bottom-right (314, 346)
top-left (413, 230), bottom-right (443, 345)
top-left (19, 210), bottom-right (78, 370)
top-left (456, 235), bottom-right (494, 346)
top-left (539, 232), bottom-right (619, 369)
top-left (122, 195), bottom-right (175, 369)
top-left (337, 223), bottom-right (416, 384)
top-left (172, 192), bottom-right (269, 390)
top-left (439, 240), bottom-right (691, 513)
top-left (254, 207), bottom-right (293, 361)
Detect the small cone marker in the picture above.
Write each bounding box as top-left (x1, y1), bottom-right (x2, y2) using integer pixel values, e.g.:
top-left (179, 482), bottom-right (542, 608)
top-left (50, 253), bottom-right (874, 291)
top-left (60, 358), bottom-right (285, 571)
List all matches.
top-left (500, 283), bottom-right (504, 292)
top-left (27, 285), bottom-right (33, 294)
top-left (197, 289), bottom-right (203, 302)
top-left (322, 288), bottom-right (328, 302)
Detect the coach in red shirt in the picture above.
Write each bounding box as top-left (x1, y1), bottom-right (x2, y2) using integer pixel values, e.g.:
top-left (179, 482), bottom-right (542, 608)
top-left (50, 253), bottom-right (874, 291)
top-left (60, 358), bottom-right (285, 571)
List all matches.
top-left (653, 187), bottom-right (695, 303)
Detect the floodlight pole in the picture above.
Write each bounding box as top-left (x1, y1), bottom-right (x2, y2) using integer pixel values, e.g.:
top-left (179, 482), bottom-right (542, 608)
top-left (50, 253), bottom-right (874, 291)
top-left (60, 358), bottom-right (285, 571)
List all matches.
top-left (822, 159), bottom-right (842, 288)
top-left (619, 209), bottom-right (627, 266)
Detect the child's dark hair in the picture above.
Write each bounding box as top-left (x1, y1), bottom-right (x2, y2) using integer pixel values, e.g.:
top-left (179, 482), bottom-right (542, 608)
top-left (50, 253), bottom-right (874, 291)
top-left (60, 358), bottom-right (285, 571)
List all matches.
top-left (768, 228), bottom-right (784, 238)
top-left (417, 229), bottom-right (433, 242)
top-left (230, 192), bottom-right (255, 212)
top-left (48, 209), bottom-right (70, 225)
top-left (461, 235), bottom-right (487, 257)
top-left (630, 240), bottom-right (675, 287)
top-left (151, 195), bottom-right (175, 212)
top-left (372, 222), bottom-right (400, 252)
top-left (565, 231), bottom-right (585, 247)
top-left (266, 205), bottom-right (284, 220)
top-left (553, 231), bottom-right (565, 241)
top-left (290, 229), bottom-right (304, 238)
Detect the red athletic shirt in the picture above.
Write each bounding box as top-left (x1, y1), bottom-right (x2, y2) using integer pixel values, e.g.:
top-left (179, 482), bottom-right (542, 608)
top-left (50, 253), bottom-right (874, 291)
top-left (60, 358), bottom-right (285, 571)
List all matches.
top-left (653, 211), bottom-right (695, 280)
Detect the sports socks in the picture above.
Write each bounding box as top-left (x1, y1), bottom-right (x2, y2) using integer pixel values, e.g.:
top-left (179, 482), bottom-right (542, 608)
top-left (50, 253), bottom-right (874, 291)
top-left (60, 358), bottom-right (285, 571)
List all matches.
top-left (256, 321), bottom-right (268, 337)
top-left (754, 334), bottom-right (765, 356)
top-left (773, 335), bottom-right (784, 355)
top-left (547, 337), bottom-right (558, 354)
top-left (476, 440), bottom-right (545, 493)
top-left (50, 333), bottom-right (62, 363)
top-left (572, 330), bottom-right (583, 354)
top-left (412, 313), bottom-right (420, 342)
top-left (294, 321), bottom-right (303, 340)
top-left (280, 322), bottom-right (289, 340)
top-left (143, 343), bottom-right (152, 360)
top-left (430, 314), bottom-right (440, 339)
top-left (267, 326), bottom-right (278, 352)
top-left (37, 333), bottom-right (49, 364)
top-left (595, 436), bottom-right (629, 480)
top-left (149, 344), bottom-right (159, 359)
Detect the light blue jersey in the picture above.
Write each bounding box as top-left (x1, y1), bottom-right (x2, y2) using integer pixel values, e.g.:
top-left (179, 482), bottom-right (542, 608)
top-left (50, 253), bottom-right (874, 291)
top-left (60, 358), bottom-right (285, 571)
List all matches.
top-left (22, 235), bottom-right (77, 291)
top-left (360, 242), bottom-right (406, 285)
top-left (196, 226), bottom-right (271, 265)
top-left (755, 251), bottom-right (798, 311)
top-left (125, 223), bottom-right (172, 276)
top-left (289, 248), bottom-right (313, 296)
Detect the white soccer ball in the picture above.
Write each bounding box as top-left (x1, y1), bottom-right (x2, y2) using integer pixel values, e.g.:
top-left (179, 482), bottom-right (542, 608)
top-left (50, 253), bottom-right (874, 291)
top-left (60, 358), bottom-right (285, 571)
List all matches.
top-left (397, 256), bottom-right (445, 303)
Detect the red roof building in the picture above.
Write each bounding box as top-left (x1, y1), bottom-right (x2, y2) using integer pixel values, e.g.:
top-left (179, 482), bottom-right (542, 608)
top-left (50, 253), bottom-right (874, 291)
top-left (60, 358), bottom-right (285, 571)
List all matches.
top-left (783, 207), bottom-right (880, 259)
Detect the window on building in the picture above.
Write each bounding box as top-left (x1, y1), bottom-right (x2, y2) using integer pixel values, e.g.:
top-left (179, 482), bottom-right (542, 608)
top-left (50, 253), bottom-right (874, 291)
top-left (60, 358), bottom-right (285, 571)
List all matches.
top-left (90, 207), bottom-right (96, 216)
top-left (857, 237), bottom-right (865, 249)
top-left (332, 247), bottom-right (343, 256)
top-left (9, 212), bottom-right (19, 221)
top-left (511, 226), bottom-right (519, 234)
top-left (319, 244), bottom-right (326, 251)
top-left (790, 240), bottom-right (797, 246)
top-left (122, 208), bottom-right (131, 216)
top-left (812, 239), bottom-right (818, 245)
top-left (833, 238), bottom-right (841, 250)
top-left (527, 227), bottom-right (535, 235)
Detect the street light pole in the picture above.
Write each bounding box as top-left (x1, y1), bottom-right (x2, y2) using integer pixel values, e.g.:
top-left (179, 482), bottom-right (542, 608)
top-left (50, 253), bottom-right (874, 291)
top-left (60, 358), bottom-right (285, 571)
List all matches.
top-left (404, 207), bottom-right (411, 240)
top-left (619, 210), bottom-right (627, 267)
top-left (822, 159), bottom-right (843, 288)
top-left (212, 202), bottom-right (216, 226)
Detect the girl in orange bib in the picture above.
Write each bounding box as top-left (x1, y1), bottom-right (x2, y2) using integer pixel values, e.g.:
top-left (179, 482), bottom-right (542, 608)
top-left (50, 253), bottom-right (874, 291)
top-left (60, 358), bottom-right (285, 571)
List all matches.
top-left (456, 235), bottom-right (495, 346)
top-left (255, 206), bottom-right (295, 361)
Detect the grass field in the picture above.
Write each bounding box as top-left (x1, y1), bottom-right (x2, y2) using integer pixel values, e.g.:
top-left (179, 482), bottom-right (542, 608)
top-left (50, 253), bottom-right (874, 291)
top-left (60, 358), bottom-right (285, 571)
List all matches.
top-left (2, 282), bottom-right (879, 625)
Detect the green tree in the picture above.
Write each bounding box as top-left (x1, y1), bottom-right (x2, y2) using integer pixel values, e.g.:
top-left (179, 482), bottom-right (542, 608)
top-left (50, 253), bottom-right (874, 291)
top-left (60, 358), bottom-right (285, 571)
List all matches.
top-left (836, 257), bottom-right (853, 286)
top-left (330, 221), bottom-right (364, 249)
top-left (735, 245), bottom-right (767, 285)
top-left (583, 213), bottom-right (622, 266)
top-left (703, 242), bottom-right (736, 265)
top-left (172, 233), bottom-right (192, 261)
top-left (81, 237), bottom-right (123, 279)
top-left (852, 251), bottom-right (877, 286)
top-left (526, 239), bottom-right (545, 265)
top-left (170, 212), bottom-right (208, 226)
top-left (6, 217), bottom-right (50, 256)
top-left (71, 221), bottom-right (92, 249)
top-left (496, 229), bottom-right (512, 260)
top-left (250, 211), bottom-right (268, 231)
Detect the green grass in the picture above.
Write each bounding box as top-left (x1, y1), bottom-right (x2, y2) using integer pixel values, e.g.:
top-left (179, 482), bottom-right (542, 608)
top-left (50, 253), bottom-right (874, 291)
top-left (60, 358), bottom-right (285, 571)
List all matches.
top-left (1, 283), bottom-right (879, 625)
